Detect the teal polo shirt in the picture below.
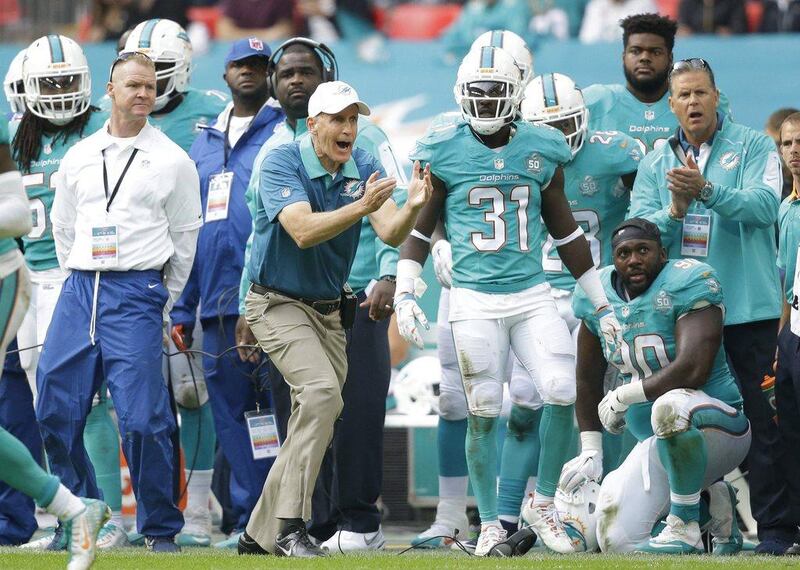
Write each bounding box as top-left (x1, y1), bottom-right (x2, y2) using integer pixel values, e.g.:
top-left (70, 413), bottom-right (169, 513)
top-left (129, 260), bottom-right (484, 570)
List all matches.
top-left (246, 135), bottom-right (385, 300)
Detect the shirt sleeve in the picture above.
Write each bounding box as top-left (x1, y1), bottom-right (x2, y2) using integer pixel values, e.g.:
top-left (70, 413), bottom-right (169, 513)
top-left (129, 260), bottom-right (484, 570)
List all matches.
top-left (260, 147), bottom-right (309, 223)
top-left (628, 155), bottom-right (683, 249)
top-left (50, 158), bottom-right (78, 268)
top-left (702, 134), bottom-right (781, 228)
top-left (165, 155), bottom-right (203, 232)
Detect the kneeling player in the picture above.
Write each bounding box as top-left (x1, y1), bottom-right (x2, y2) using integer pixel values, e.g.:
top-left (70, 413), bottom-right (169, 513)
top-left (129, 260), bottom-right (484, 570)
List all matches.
top-left (564, 218), bottom-right (750, 553)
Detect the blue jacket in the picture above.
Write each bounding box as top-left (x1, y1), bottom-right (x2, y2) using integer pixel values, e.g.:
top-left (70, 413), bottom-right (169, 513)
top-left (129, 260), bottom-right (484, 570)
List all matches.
top-left (171, 101), bottom-right (284, 326)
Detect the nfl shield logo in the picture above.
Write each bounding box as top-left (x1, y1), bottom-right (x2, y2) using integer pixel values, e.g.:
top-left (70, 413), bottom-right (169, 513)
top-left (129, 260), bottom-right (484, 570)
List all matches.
top-left (621, 306), bottom-right (630, 318)
top-left (644, 109), bottom-right (655, 121)
top-left (249, 38), bottom-right (264, 51)
top-left (494, 158), bottom-right (504, 170)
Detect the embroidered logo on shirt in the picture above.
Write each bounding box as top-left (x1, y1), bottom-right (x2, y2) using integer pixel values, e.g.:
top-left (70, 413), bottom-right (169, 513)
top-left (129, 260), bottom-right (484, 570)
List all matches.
top-left (579, 175), bottom-right (598, 196)
top-left (342, 179), bottom-right (365, 198)
top-left (654, 290), bottom-right (672, 314)
top-left (621, 305), bottom-right (630, 318)
top-left (280, 187), bottom-right (291, 198)
top-left (644, 109), bottom-right (655, 121)
top-left (525, 153), bottom-right (542, 174)
top-left (140, 159), bottom-right (150, 168)
top-left (493, 158), bottom-right (504, 170)
top-left (719, 151), bottom-right (740, 171)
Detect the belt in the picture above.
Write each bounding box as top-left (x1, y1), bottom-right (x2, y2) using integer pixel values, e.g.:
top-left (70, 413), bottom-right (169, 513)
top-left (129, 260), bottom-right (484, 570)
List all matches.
top-left (250, 283), bottom-right (340, 315)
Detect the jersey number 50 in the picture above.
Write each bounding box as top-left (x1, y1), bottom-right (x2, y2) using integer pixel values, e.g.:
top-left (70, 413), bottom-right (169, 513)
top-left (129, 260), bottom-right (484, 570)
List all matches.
top-left (468, 185), bottom-right (530, 252)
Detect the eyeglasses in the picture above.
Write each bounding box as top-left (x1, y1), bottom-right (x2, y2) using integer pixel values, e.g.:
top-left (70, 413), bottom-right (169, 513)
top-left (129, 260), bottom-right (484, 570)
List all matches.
top-left (108, 51), bottom-right (154, 81)
top-left (669, 58), bottom-right (711, 76)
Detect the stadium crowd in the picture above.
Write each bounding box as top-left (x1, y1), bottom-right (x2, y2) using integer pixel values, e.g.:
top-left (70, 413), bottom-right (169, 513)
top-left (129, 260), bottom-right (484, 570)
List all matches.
top-left (0, 7), bottom-right (800, 570)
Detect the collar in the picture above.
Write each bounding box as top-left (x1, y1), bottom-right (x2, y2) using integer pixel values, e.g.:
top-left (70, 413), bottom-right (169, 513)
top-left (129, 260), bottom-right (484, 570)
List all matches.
top-left (678, 112), bottom-right (724, 156)
top-left (97, 119), bottom-right (154, 152)
top-left (790, 180), bottom-right (799, 201)
top-left (299, 135), bottom-right (359, 180)
top-left (211, 99), bottom-right (281, 134)
top-left (283, 117), bottom-right (309, 140)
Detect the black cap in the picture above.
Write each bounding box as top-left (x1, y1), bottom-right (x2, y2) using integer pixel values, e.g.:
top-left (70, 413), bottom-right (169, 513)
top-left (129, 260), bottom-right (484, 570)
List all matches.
top-left (611, 217), bottom-right (662, 250)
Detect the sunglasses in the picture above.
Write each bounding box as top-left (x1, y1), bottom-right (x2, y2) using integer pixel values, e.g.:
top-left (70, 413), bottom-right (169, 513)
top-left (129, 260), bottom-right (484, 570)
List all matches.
top-left (669, 58), bottom-right (711, 76)
top-left (108, 51), bottom-right (154, 81)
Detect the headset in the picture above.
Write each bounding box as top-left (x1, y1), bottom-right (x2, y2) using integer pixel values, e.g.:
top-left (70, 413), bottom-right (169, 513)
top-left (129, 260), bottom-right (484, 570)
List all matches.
top-left (266, 37), bottom-right (338, 100)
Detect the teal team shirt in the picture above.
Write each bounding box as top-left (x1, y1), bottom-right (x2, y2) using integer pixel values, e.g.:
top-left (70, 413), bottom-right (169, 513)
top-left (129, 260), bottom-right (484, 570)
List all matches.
top-left (98, 87), bottom-right (229, 153)
top-left (629, 119), bottom-right (782, 325)
top-left (542, 129), bottom-right (642, 292)
top-left (238, 117), bottom-right (402, 310)
top-left (0, 119), bottom-right (15, 257)
top-left (778, 195), bottom-right (800, 303)
top-left (9, 110), bottom-right (108, 271)
top-left (573, 259), bottom-right (743, 442)
top-left (410, 120), bottom-right (572, 293)
top-left (584, 84), bottom-right (731, 154)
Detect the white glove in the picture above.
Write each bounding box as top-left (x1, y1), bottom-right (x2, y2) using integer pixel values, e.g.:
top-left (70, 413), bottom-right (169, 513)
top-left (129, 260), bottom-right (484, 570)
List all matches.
top-left (597, 305), bottom-right (623, 364)
top-left (394, 294), bottom-right (429, 349)
top-left (559, 431), bottom-right (603, 493)
top-left (431, 239), bottom-right (453, 289)
top-left (598, 389), bottom-right (628, 435)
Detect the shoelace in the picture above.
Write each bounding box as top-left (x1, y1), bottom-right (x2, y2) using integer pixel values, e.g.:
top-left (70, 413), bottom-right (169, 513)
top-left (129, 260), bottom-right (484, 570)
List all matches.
top-left (542, 505), bottom-right (567, 536)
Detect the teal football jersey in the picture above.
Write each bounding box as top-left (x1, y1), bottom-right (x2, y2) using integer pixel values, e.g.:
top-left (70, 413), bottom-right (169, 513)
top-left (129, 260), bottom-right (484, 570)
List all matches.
top-left (97, 87), bottom-right (228, 153)
top-left (542, 129), bottom-right (642, 291)
top-left (0, 118), bottom-right (13, 257)
top-left (584, 84), bottom-right (731, 154)
top-left (573, 259), bottom-right (743, 441)
top-left (410, 121), bottom-right (572, 293)
top-left (11, 110), bottom-right (108, 271)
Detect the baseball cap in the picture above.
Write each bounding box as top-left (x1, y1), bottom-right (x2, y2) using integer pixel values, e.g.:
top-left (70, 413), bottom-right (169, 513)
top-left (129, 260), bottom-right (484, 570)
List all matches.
top-left (307, 81), bottom-right (370, 118)
top-left (225, 38), bottom-right (271, 66)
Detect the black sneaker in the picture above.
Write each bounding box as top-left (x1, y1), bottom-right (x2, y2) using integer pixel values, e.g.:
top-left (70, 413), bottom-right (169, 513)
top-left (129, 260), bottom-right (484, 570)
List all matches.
top-left (238, 531), bottom-right (270, 555)
top-left (275, 526), bottom-right (326, 557)
top-left (488, 526), bottom-right (538, 557)
top-left (144, 536), bottom-right (181, 553)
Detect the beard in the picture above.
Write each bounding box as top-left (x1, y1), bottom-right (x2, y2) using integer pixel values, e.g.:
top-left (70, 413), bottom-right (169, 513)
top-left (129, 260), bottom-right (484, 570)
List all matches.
top-left (624, 66), bottom-right (669, 97)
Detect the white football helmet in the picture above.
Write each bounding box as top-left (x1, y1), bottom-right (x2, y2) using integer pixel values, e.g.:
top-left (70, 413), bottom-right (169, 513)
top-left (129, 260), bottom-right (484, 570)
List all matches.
top-left (4, 49), bottom-right (27, 115)
top-left (393, 356), bottom-right (441, 416)
top-left (454, 46), bottom-right (523, 136)
top-left (554, 481), bottom-right (600, 552)
top-left (22, 35), bottom-right (91, 125)
top-left (470, 30), bottom-right (534, 85)
top-left (124, 18), bottom-right (192, 111)
top-left (521, 72), bottom-right (588, 156)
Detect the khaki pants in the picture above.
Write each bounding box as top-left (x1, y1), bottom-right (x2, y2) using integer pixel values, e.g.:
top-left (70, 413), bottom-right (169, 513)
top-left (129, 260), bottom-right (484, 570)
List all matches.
top-left (243, 288), bottom-right (347, 552)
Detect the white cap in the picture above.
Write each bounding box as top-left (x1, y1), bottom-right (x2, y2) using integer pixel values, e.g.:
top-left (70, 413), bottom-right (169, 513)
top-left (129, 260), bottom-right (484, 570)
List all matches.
top-left (307, 81), bottom-right (371, 118)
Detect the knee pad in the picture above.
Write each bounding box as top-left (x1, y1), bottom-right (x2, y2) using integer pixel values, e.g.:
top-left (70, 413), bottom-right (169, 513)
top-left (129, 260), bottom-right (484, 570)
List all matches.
top-left (651, 389), bottom-right (693, 438)
top-left (466, 381), bottom-right (503, 417)
top-left (540, 371), bottom-right (577, 406)
top-left (508, 374), bottom-right (543, 411)
top-left (438, 388), bottom-right (468, 421)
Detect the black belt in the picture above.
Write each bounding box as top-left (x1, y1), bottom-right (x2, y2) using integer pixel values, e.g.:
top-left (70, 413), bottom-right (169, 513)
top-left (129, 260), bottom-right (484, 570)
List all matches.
top-left (250, 283), bottom-right (340, 315)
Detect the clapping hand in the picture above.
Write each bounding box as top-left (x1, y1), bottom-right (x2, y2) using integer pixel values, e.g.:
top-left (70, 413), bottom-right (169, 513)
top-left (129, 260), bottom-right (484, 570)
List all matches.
top-left (407, 160), bottom-right (433, 210)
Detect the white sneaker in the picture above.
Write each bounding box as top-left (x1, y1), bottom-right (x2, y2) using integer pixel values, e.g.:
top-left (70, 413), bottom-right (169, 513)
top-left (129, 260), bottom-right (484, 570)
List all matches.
top-left (411, 514), bottom-right (469, 548)
top-left (96, 522), bottom-right (131, 549)
top-left (522, 501), bottom-right (575, 554)
top-left (636, 514), bottom-right (703, 554)
top-left (177, 506), bottom-right (212, 547)
top-left (19, 531), bottom-right (57, 550)
top-left (474, 523), bottom-right (507, 557)
top-left (320, 528), bottom-right (386, 553)
top-left (65, 499), bottom-right (111, 570)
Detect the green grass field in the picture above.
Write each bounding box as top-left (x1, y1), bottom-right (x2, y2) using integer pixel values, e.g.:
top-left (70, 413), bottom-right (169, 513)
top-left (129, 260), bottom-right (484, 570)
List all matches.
top-left (1, 549), bottom-right (798, 570)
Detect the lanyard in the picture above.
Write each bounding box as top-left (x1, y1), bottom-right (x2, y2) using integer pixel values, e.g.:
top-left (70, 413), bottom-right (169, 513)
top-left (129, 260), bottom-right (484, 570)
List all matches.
top-left (223, 111), bottom-right (232, 170)
top-left (102, 147), bottom-right (139, 212)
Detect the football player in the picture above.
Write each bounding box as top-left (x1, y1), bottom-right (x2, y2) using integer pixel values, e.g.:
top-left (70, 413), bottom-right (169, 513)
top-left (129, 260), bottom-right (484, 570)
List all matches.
top-left (395, 46), bottom-right (622, 555)
top-left (9, 35), bottom-right (120, 551)
top-left (584, 13), bottom-right (729, 154)
top-left (412, 30), bottom-right (538, 550)
top-left (566, 217), bottom-right (749, 553)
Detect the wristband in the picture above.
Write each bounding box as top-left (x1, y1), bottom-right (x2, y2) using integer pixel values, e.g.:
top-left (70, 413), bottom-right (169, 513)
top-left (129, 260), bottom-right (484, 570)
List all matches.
top-left (580, 431), bottom-right (603, 454)
top-left (577, 266), bottom-right (611, 311)
top-left (615, 382), bottom-right (648, 405)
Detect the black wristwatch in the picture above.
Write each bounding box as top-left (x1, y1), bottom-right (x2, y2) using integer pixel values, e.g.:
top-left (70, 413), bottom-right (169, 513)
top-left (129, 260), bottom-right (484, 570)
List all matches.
top-left (699, 180), bottom-right (714, 203)
top-left (380, 275), bottom-right (396, 283)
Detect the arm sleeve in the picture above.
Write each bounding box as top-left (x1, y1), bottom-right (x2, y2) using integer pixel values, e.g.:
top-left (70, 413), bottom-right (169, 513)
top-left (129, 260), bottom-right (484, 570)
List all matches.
top-left (628, 158), bottom-right (683, 249)
top-left (702, 137), bottom-right (781, 228)
top-left (164, 228), bottom-right (199, 313)
top-left (50, 164), bottom-right (77, 269)
top-left (0, 171), bottom-right (32, 239)
top-left (169, 261), bottom-right (200, 326)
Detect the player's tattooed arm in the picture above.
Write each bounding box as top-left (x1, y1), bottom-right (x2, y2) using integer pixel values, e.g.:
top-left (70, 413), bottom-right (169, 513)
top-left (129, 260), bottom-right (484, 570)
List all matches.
top-left (575, 322), bottom-right (607, 432)
top-left (399, 172), bottom-right (447, 264)
top-left (641, 305), bottom-right (724, 400)
top-left (541, 167), bottom-right (595, 279)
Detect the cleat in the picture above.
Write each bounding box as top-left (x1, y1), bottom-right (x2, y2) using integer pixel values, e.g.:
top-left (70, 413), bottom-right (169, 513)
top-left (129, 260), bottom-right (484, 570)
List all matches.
top-left (238, 531), bottom-right (269, 555)
top-left (144, 536), bottom-right (181, 552)
top-left (321, 528), bottom-right (385, 553)
top-left (65, 499), bottom-right (111, 570)
top-left (522, 501), bottom-right (575, 554)
top-left (214, 531), bottom-right (243, 549)
top-left (451, 536), bottom-right (477, 554)
top-left (488, 526), bottom-right (538, 557)
top-left (412, 515), bottom-right (468, 549)
top-left (20, 528), bottom-right (63, 550)
top-left (474, 523), bottom-right (507, 557)
top-left (636, 514), bottom-right (703, 554)
top-left (96, 522), bottom-right (130, 549)
top-left (177, 506), bottom-right (211, 547)
top-left (274, 526), bottom-right (325, 558)
top-left (708, 481), bottom-right (743, 556)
